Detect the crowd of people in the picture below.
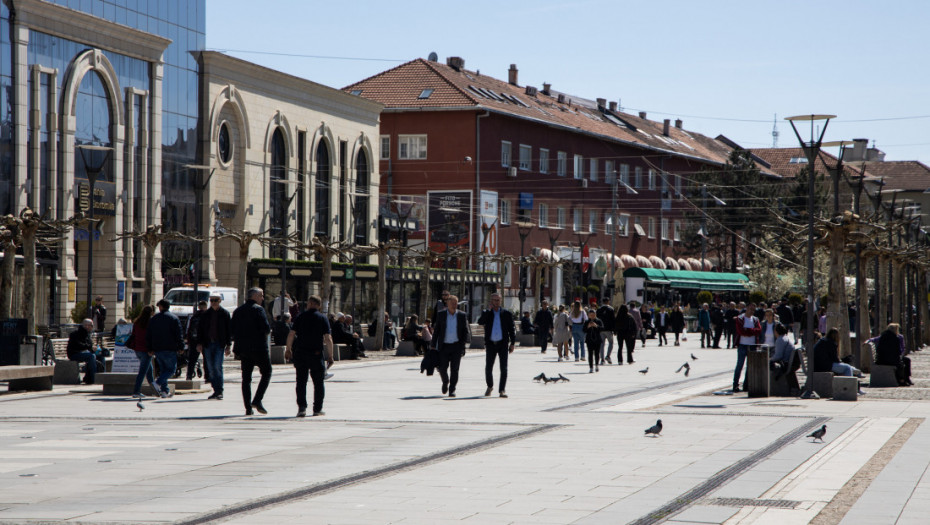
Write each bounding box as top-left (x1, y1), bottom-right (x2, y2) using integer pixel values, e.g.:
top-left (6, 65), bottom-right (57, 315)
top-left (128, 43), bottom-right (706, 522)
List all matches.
top-left (64, 287), bottom-right (919, 417)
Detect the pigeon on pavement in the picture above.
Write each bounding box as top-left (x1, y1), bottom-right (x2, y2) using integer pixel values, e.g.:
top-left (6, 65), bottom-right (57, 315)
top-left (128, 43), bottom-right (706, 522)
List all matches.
top-left (558, 373), bottom-right (571, 383)
top-left (136, 401), bottom-right (144, 412)
top-left (676, 362), bottom-right (690, 374)
top-left (645, 419), bottom-right (663, 437)
top-left (534, 372), bottom-right (547, 383)
top-left (691, 353), bottom-right (698, 360)
top-left (807, 424), bottom-right (827, 442)
top-left (639, 367), bottom-right (649, 375)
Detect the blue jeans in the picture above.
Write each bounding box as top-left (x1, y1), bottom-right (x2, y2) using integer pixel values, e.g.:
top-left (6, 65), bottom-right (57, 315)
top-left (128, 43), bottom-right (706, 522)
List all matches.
top-left (572, 324), bottom-right (585, 359)
top-left (133, 351), bottom-right (154, 395)
top-left (203, 343), bottom-right (225, 395)
top-left (832, 362), bottom-right (860, 377)
top-left (154, 351), bottom-right (178, 395)
top-left (734, 344), bottom-right (751, 388)
top-left (70, 351), bottom-right (97, 383)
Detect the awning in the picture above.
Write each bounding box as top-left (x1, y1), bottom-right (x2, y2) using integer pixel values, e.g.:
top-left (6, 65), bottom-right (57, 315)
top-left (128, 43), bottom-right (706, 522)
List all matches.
top-left (621, 254), bottom-right (638, 268)
top-left (665, 257), bottom-right (680, 271)
top-left (538, 248), bottom-right (560, 262)
top-left (635, 255), bottom-right (652, 268)
top-left (677, 258), bottom-right (691, 271)
top-left (623, 267), bottom-right (750, 291)
top-left (648, 255), bottom-right (666, 269)
top-left (687, 258), bottom-right (703, 270)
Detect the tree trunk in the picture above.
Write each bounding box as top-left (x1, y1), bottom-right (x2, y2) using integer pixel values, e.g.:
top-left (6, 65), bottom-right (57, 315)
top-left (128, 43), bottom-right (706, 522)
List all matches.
top-left (856, 253), bottom-right (872, 373)
top-left (419, 256), bottom-right (431, 321)
top-left (826, 229), bottom-right (851, 358)
top-left (920, 268), bottom-right (930, 347)
top-left (238, 245), bottom-right (249, 305)
top-left (143, 242), bottom-right (155, 307)
top-left (375, 247), bottom-right (386, 351)
top-left (20, 225), bottom-right (37, 332)
top-left (892, 260), bottom-right (904, 327)
top-left (0, 238), bottom-right (16, 319)
top-left (877, 256), bottom-right (889, 331)
top-left (321, 249), bottom-right (332, 313)
top-left (534, 263), bottom-right (543, 304)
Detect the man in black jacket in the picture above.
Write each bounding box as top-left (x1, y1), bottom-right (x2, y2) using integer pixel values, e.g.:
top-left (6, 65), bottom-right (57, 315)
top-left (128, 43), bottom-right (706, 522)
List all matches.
top-left (533, 300), bottom-right (553, 354)
top-left (724, 302), bottom-right (739, 349)
top-left (431, 294), bottom-right (471, 397)
top-left (146, 300), bottom-right (184, 398)
top-left (332, 313), bottom-right (366, 359)
top-left (185, 300), bottom-right (208, 381)
top-left (776, 299), bottom-right (794, 329)
top-left (197, 294), bottom-right (232, 400)
top-left (67, 319), bottom-right (98, 384)
top-left (710, 303), bottom-right (725, 349)
top-left (596, 298), bottom-right (616, 364)
top-left (285, 295), bottom-right (334, 417)
top-left (232, 288), bottom-right (272, 415)
top-left (478, 293), bottom-right (516, 398)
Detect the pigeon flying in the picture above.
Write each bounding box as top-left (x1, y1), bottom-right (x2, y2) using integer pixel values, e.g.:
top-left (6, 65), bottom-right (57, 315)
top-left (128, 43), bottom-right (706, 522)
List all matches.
top-left (534, 373), bottom-right (547, 383)
top-left (676, 363), bottom-right (688, 373)
top-left (684, 363), bottom-right (690, 377)
top-left (807, 424), bottom-right (827, 443)
top-left (645, 419), bottom-right (663, 437)
top-left (691, 353), bottom-right (698, 360)
top-left (639, 367), bottom-right (649, 375)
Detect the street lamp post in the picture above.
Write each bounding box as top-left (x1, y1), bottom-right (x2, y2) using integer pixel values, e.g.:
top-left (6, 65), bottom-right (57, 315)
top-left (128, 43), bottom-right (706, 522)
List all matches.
top-left (700, 185), bottom-right (726, 272)
top-left (611, 180), bottom-right (638, 298)
top-left (546, 227), bottom-right (562, 303)
top-left (392, 198), bottom-right (415, 321)
top-left (786, 114), bottom-right (835, 400)
top-left (515, 219), bottom-right (534, 316)
top-left (184, 164), bottom-right (217, 318)
top-left (77, 144), bottom-right (113, 321)
top-left (575, 230), bottom-right (594, 303)
top-left (271, 179), bottom-right (301, 316)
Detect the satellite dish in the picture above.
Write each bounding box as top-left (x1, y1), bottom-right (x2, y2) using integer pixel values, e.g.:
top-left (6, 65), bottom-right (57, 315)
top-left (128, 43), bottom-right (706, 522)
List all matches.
top-left (428, 51), bottom-right (438, 62)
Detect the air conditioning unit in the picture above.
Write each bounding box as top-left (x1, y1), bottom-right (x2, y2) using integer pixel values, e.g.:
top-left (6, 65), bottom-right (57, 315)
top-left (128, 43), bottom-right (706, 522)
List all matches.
top-left (508, 167), bottom-right (517, 177)
top-left (581, 179), bottom-right (588, 188)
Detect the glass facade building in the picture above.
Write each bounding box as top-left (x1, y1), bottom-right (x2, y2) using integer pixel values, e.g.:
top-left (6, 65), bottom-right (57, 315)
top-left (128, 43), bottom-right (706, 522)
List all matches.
top-left (0, 0), bottom-right (205, 325)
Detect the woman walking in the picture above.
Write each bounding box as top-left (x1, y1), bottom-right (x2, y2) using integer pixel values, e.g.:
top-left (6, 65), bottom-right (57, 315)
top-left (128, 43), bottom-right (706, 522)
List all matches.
top-left (128, 305), bottom-right (156, 398)
top-left (570, 301), bottom-right (586, 361)
top-left (670, 304), bottom-right (686, 346)
top-left (552, 305), bottom-right (572, 361)
top-left (614, 304), bottom-right (637, 365)
top-left (639, 304), bottom-right (653, 346)
top-left (584, 309), bottom-right (604, 373)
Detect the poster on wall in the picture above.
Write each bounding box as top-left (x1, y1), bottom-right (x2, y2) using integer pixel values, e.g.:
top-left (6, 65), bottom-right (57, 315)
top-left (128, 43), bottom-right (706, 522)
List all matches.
top-left (479, 190), bottom-right (498, 273)
top-left (427, 190), bottom-right (472, 269)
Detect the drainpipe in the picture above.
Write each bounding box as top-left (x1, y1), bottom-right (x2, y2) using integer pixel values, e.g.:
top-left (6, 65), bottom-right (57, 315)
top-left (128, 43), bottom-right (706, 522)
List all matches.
top-left (476, 110), bottom-right (489, 263)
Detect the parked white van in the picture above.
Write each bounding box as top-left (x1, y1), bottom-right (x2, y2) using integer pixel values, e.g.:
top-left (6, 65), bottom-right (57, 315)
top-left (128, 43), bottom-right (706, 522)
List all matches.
top-left (163, 286), bottom-right (239, 323)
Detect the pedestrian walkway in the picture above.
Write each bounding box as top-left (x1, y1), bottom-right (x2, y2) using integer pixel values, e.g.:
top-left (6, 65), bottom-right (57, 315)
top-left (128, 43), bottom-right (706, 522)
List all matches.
top-left (2, 336), bottom-right (930, 524)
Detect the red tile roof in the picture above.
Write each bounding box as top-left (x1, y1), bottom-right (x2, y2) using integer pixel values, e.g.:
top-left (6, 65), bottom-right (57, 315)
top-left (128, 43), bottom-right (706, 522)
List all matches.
top-left (345, 58), bottom-right (735, 166)
top-left (846, 161), bottom-right (930, 192)
top-left (747, 147), bottom-right (879, 183)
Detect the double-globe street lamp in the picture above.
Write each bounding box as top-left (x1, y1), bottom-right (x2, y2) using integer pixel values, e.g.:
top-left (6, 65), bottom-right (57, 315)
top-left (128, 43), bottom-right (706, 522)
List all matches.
top-left (514, 218), bottom-right (535, 316)
top-left (271, 178), bottom-right (302, 315)
top-left (76, 144), bottom-right (113, 322)
top-left (786, 114), bottom-right (835, 400)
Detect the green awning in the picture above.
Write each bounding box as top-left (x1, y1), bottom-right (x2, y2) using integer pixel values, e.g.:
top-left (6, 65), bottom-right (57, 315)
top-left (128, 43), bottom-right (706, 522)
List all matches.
top-left (623, 267), bottom-right (750, 292)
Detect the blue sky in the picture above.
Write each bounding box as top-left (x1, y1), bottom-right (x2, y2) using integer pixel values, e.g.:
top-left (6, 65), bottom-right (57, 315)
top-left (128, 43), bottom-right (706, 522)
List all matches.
top-left (207, 0), bottom-right (930, 162)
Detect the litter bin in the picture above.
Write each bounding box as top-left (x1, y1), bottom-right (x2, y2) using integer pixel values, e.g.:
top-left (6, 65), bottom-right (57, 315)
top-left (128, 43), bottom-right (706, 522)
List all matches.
top-left (746, 344), bottom-right (770, 398)
top-left (0, 319), bottom-right (32, 365)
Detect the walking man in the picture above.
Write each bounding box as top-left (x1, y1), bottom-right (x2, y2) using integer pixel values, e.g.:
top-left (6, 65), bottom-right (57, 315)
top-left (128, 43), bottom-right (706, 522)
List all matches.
top-left (146, 299), bottom-right (184, 398)
top-left (185, 300), bottom-right (208, 381)
top-left (286, 295), bottom-right (334, 417)
top-left (197, 294), bottom-right (232, 400)
top-left (92, 295), bottom-right (107, 331)
top-left (733, 303), bottom-right (761, 392)
top-left (478, 293), bottom-right (515, 398)
top-left (533, 300), bottom-right (553, 354)
top-left (596, 298), bottom-right (615, 363)
top-left (232, 288), bottom-right (272, 415)
top-left (431, 294), bottom-right (471, 397)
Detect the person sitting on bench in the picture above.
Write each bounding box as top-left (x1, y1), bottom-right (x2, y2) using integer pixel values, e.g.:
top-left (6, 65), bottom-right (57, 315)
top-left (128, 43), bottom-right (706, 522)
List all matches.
top-left (813, 327), bottom-right (863, 378)
top-left (869, 323), bottom-right (912, 386)
top-left (67, 319), bottom-right (101, 384)
top-left (769, 323), bottom-right (800, 393)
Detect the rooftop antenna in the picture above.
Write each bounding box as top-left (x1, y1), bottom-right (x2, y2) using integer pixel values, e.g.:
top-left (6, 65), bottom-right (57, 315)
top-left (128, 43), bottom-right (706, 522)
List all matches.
top-left (771, 113), bottom-right (779, 147)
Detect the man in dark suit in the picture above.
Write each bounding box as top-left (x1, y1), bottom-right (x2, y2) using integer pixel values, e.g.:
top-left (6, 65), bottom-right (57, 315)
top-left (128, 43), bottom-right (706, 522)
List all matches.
top-left (430, 294), bottom-right (471, 397)
top-left (231, 288), bottom-right (272, 416)
top-left (478, 293), bottom-right (516, 398)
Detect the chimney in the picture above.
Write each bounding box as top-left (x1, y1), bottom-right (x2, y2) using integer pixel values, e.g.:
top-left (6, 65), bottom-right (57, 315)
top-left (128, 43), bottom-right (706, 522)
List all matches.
top-left (596, 98), bottom-right (607, 111)
top-left (663, 119), bottom-right (670, 136)
top-left (525, 86), bottom-right (537, 97)
top-left (848, 138), bottom-right (869, 162)
top-left (542, 83), bottom-right (551, 95)
top-left (638, 111), bottom-right (647, 119)
top-left (446, 56), bottom-right (465, 71)
top-left (609, 101), bottom-right (617, 112)
top-left (557, 94), bottom-right (566, 104)
top-left (674, 118), bottom-right (683, 129)
top-left (508, 64), bottom-right (518, 86)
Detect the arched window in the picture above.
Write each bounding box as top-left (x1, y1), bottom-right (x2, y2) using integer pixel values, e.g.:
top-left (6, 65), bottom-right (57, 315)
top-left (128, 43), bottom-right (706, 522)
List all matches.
top-left (74, 71), bottom-right (113, 210)
top-left (314, 140), bottom-right (331, 238)
top-left (270, 128), bottom-right (286, 258)
top-left (354, 149), bottom-right (369, 246)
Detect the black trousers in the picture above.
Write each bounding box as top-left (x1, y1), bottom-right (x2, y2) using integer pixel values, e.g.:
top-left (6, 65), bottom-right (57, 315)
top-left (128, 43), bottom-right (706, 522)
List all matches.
top-left (712, 326), bottom-right (723, 347)
top-left (538, 330), bottom-right (550, 353)
top-left (437, 342), bottom-right (465, 394)
top-left (657, 328), bottom-right (668, 345)
top-left (294, 352), bottom-right (326, 413)
top-left (586, 339), bottom-right (602, 368)
top-left (185, 346), bottom-right (211, 381)
top-left (240, 351), bottom-right (272, 410)
top-left (622, 337), bottom-right (636, 363)
top-left (485, 341), bottom-right (509, 392)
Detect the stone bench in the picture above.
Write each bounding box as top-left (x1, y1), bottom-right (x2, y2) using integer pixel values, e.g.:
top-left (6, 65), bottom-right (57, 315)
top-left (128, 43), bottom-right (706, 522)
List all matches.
top-left (869, 364), bottom-right (898, 388)
top-left (97, 373), bottom-right (179, 396)
top-left (53, 360), bottom-right (82, 385)
top-left (517, 333), bottom-right (536, 347)
top-left (394, 340), bottom-right (417, 357)
top-left (832, 376), bottom-right (859, 401)
top-left (0, 365), bottom-right (54, 391)
top-left (813, 372), bottom-right (834, 398)
top-left (270, 345), bottom-right (287, 365)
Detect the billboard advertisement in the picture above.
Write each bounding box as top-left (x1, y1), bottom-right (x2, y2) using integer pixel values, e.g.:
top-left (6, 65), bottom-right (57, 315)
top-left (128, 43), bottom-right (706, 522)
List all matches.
top-left (427, 190), bottom-right (472, 269)
top-left (479, 190), bottom-right (498, 272)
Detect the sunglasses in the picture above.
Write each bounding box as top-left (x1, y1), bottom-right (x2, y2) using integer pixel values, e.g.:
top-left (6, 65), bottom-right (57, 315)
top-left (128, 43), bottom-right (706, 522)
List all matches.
top-left (210, 298), bottom-right (221, 302)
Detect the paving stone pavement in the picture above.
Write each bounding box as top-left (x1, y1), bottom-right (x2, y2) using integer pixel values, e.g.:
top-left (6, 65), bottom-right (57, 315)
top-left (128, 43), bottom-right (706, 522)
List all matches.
top-left (2, 339), bottom-right (930, 524)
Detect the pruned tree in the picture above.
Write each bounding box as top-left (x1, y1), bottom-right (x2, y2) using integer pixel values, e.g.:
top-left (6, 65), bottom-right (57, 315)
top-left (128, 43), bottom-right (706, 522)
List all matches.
top-left (409, 247), bottom-right (442, 320)
top-left (112, 225), bottom-right (200, 307)
top-left (352, 240), bottom-right (399, 350)
top-left (0, 218), bottom-right (19, 319)
top-left (214, 227), bottom-right (275, 303)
